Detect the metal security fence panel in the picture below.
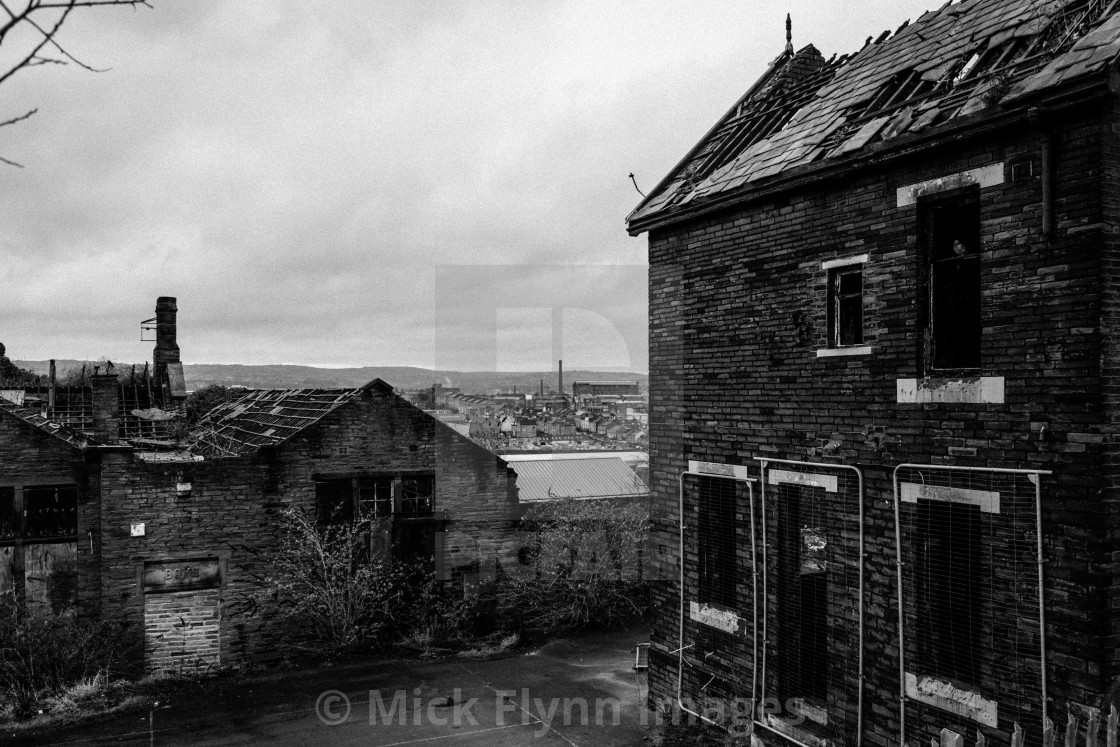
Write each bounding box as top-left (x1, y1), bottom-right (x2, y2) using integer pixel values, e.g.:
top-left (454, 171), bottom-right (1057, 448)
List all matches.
top-left (677, 463), bottom-right (757, 729)
top-left (893, 465), bottom-right (1048, 747)
top-left (756, 459), bottom-right (866, 747)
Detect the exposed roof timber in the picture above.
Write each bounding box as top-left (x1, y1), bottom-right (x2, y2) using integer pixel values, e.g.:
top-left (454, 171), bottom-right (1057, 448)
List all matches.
top-left (628, 0), bottom-right (1120, 232)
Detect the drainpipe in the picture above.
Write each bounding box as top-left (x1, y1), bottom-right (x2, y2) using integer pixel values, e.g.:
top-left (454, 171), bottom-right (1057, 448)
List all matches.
top-left (1029, 107), bottom-right (1054, 239)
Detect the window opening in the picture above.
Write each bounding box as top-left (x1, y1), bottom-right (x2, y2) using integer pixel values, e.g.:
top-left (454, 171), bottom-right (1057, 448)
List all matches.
top-left (314, 479), bottom-right (354, 526)
top-left (22, 485), bottom-right (78, 540)
top-left (923, 195), bottom-right (982, 371)
top-left (399, 476), bottom-right (434, 515)
top-left (829, 266), bottom-right (864, 347)
top-left (0, 487), bottom-right (16, 541)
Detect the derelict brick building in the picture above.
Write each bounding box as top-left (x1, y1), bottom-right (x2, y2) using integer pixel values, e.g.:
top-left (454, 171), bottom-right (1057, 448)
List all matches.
top-left (0, 298), bottom-right (520, 674)
top-left (627, 2), bottom-right (1120, 746)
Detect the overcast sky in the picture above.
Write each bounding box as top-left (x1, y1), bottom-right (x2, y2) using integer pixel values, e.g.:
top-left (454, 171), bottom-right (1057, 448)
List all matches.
top-left (0, 0), bottom-right (935, 372)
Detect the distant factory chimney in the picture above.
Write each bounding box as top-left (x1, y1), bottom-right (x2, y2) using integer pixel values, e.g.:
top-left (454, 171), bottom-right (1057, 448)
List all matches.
top-left (558, 359), bottom-right (563, 396)
top-left (152, 297), bottom-right (185, 402)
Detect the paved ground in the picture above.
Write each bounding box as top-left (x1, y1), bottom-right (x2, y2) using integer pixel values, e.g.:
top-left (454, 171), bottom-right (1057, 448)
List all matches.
top-left (10, 626), bottom-right (657, 746)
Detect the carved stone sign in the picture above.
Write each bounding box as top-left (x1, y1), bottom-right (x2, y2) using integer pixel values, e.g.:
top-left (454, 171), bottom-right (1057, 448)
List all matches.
top-left (143, 558), bottom-right (220, 591)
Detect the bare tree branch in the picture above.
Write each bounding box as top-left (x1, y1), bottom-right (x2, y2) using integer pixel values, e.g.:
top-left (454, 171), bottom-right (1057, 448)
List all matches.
top-left (0, 108), bottom-right (37, 128)
top-left (0, 4), bottom-right (73, 89)
top-left (13, 0), bottom-right (116, 73)
top-left (0, 0), bottom-right (152, 167)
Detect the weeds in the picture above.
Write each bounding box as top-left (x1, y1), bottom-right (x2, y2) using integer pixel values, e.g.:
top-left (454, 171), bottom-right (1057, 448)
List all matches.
top-left (501, 497), bottom-right (649, 636)
top-left (0, 602), bottom-right (125, 717)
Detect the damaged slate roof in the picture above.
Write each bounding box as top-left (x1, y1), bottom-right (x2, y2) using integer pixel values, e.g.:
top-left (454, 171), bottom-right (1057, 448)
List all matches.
top-left (0, 396), bottom-right (86, 448)
top-left (627, 0), bottom-right (1120, 232)
top-left (188, 385), bottom-right (369, 457)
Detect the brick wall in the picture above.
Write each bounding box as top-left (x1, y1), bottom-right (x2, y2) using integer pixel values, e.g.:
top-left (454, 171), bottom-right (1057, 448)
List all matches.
top-left (97, 451), bottom-right (274, 670)
top-left (278, 387), bottom-right (521, 577)
top-left (1098, 98), bottom-right (1120, 704)
top-left (646, 103), bottom-right (1114, 745)
top-left (94, 386), bottom-right (519, 672)
top-left (0, 414), bottom-right (94, 613)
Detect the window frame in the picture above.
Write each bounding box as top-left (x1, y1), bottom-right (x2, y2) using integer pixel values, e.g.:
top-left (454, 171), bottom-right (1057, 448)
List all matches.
top-left (817, 254), bottom-right (871, 358)
top-left (314, 472), bottom-right (438, 524)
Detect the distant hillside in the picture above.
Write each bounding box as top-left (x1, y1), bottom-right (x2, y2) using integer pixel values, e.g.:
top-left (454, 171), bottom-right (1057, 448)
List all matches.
top-left (13, 360), bottom-right (647, 394)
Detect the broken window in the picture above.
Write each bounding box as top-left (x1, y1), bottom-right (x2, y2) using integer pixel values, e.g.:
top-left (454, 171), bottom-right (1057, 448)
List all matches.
top-left (399, 476), bottom-right (434, 514)
top-left (697, 476), bottom-right (736, 609)
top-left (22, 485), bottom-right (78, 540)
top-left (829, 265), bottom-right (864, 347)
top-left (314, 479), bottom-right (354, 526)
top-left (916, 499), bottom-right (982, 684)
top-left (922, 195), bottom-right (982, 371)
top-left (357, 477), bottom-right (393, 519)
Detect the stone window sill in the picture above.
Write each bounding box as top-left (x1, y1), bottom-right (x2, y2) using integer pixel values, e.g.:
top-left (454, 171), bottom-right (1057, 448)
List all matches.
top-left (904, 672), bottom-right (997, 727)
top-left (816, 346), bottom-right (872, 358)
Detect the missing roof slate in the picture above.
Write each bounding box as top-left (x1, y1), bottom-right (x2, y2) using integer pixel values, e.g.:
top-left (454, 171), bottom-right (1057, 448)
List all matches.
top-left (627, 0), bottom-right (1120, 231)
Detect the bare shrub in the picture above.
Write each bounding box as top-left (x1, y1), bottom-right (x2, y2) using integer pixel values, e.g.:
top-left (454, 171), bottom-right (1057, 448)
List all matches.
top-left (261, 507), bottom-right (399, 654)
top-left (0, 603), bottom-right (125, 717)
top-left (502, 497), bottom-right (649, 635)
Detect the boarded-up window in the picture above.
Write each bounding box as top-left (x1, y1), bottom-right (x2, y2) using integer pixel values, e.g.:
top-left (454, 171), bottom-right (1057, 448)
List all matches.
top-left (697, 476), bottom-right (736, 609)
top-left (777, 482), bottom-right (829, 703)
top-left (916, 499), bottom-right (982, 683)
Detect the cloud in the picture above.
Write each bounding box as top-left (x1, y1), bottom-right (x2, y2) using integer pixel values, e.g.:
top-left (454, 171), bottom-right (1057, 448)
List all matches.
top-left (0, 0), bottom-right (935, 371)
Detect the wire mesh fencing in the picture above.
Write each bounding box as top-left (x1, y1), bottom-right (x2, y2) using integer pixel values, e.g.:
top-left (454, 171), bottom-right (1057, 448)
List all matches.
top-left (894, 465), bottom-right (1046, 746)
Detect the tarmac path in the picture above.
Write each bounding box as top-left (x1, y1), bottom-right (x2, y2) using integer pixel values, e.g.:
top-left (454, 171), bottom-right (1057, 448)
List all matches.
top-left (9, 626), bottom-right (655, 746)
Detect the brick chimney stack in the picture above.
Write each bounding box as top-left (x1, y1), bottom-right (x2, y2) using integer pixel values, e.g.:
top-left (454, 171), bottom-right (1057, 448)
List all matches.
top-left (91, 373), bottom-right (119, 441)
top-left (153, 296), bottom-right (180, 397)
top-left (558, 359), bottom-right (563, 396)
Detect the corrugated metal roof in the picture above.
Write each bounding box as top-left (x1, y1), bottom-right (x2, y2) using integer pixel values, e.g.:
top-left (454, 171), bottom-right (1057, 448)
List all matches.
top-left (513, 457), bottom-right (649, 502)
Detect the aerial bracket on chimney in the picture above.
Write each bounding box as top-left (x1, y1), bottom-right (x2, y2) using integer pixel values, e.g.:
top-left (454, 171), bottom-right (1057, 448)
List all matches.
top-left (140, 317), bottom-right (157, 342)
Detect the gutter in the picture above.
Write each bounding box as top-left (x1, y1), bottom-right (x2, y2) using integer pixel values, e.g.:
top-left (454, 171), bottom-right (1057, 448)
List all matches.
top-left (627, 76), bottom-right (1111, 237)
